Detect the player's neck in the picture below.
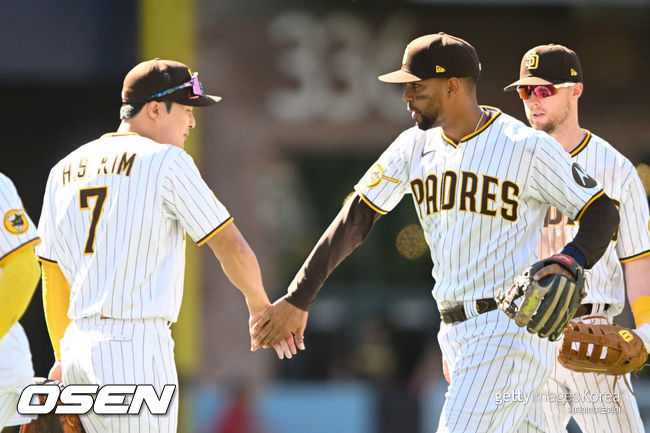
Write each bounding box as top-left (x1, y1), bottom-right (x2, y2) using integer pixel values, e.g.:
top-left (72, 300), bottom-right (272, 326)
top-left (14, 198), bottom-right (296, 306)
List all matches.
top-left (442, 105), bottom-right (485, 143)
top-left (548, 122), bottom-right (585, 154)
top-left (117, 121), bottom-right (136, 135)
top-left (117, 120), bottom-right (151, 141)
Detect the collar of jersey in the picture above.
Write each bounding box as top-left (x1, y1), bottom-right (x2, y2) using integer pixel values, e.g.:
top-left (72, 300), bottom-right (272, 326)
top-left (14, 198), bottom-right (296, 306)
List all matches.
top-left (569, 129), bottom-right (591, 157)
top-left (440, 106), bottom-right (501, 148)
top-left (101, 132), bottom-right (141, 138)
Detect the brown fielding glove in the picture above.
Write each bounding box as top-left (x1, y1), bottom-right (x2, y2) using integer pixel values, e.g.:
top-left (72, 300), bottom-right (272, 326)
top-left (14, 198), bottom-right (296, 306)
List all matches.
top-left (19, 382), bottom-right (86, 433)
top-left (558, 320), bottom-right (648, 375)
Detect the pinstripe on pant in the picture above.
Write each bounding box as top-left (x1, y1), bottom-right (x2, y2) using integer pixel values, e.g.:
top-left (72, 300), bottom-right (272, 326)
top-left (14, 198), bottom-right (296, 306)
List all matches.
top-left (0, 323), bottom-right (36, 428)
top-left (0, 392), bottom-right (19, 428)
top-left (61, 316), bottom-right (179, 433)
top-left (438, 309), bottom-right (555, 433)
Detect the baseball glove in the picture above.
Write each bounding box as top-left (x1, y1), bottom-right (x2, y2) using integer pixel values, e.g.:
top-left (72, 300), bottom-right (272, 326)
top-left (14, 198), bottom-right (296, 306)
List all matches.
top-left (558, 320), bottom-right (648, 375)
top-left (497, 254), bottom-right (585, 341)
top-left (19, 382), bottom-right (86, 433)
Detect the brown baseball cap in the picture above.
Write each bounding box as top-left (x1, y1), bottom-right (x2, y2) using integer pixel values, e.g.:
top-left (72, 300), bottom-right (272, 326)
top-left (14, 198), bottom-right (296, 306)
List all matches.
top-left (504, 44), bottom-right (582, 91)
top-left (121, 58), bottom-right (221, 106)
top-left (378, 33), bottom-right (481, 83)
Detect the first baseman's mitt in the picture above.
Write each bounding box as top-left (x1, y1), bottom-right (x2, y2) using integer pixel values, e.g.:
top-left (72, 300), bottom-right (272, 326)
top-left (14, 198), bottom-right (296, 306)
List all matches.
top-left (497, 254), bottom-right (585, 341)
top-left (558, 320), bottom-right (648, 376)
top-left (19, 381), bottom-right (86, 433)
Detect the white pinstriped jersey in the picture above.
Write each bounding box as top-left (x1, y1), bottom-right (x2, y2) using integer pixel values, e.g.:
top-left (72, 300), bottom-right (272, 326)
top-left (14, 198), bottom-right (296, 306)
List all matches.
top-left (0, 173), bottom-right (38, 390)
top-left (354, 107), bottom-right (604, 309)
top-left (538, 131), bottom-right (650, 316)
top-left (36, 133), bottom-right (232, 322)
top-left (0, 173), bottom-right (39, 261)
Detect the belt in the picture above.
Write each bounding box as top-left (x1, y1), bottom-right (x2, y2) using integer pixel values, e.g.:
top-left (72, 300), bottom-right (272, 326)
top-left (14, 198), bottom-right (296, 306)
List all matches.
top-left (100, 315), bottom-right (172, 327)
top-left (440, 301), bottom-right (608, 325)
top-left (573, 303), bottom-right (609, 318)
top-left (440, 298), bottom-right (498, 324)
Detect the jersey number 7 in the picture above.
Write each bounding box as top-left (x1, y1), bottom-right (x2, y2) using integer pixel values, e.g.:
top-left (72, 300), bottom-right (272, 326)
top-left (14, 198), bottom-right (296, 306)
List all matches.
top-left (79, 186), bottom-right (108, 255)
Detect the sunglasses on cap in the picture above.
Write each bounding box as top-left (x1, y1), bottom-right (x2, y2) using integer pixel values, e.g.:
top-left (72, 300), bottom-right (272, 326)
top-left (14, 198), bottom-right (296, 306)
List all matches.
top-left (517, 82), bottom-right (576, 100)
top-left (149, 72), bottom-right (204, 101)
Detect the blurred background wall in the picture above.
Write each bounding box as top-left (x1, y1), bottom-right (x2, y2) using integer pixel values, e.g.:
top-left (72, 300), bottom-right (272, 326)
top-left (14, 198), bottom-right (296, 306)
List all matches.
top-left (2, 1), bottom-right (649, 432)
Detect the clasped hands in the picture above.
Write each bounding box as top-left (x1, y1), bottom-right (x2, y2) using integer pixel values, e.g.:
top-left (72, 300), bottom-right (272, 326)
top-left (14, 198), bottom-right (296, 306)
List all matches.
top-left (249, 296), bottom-right (308, 360)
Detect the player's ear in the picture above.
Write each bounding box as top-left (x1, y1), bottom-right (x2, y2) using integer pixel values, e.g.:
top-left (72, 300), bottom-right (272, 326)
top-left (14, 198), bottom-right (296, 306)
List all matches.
top-left (146, 101), bottom-right (161, 120)
top-left (446, 77), bottom-right (460, 97)
top-left (572, 83), bottom-right (584, 99)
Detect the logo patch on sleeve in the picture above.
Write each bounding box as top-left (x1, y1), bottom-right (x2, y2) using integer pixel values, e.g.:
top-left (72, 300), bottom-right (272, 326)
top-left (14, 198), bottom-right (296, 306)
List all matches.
top-left (365, 164), bottom-right (399, 188)
top-left (571, 163), bottom-right (597, 188)
top-left (3, 209), bottom-right (28, 235)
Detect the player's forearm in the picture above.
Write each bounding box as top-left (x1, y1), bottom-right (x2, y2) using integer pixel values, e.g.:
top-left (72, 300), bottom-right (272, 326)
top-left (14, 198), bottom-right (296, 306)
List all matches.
top-left (626, 256), bottom-right (650, 349)
top-left (285, 193), bottom-right (382, 311)
top-left (563, 193), bottom-right (620, 269)
top-left (626, 256), bottom-right (650, 326)
top-left (207, 224), bottom-right (270, 312)
top-left (222, 248), bottom-right (269, 312)
top-left (626, 255), bottom-right (650, 305)
top-left (0, 245), bottom-right (40, 340)
top-left (41, 260), bottom-right (72, 360)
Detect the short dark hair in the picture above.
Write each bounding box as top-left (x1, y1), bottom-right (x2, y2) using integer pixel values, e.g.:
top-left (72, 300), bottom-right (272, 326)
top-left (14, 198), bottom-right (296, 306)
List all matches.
top-left (461, 75), bottom-right (479, 87)
top-left (119, 100), bottom-right (174, 120)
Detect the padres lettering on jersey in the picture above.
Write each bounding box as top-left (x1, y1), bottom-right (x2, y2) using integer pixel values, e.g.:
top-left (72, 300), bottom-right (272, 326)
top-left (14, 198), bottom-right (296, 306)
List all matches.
top-left (409, 171), bottom-right (520, 222)
top-left (538, 131), bottom-right (650, 316)
top-left (355, 107), bottom-right (604, 309)
top-left (36, 132), bottom-right (232, 322)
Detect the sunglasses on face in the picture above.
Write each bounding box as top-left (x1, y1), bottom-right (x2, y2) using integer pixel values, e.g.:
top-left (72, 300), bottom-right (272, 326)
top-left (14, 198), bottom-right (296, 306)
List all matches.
top-left (149, 72), bottom-right (204, 101)
top-left (517, 82), bottom-right (576, 100)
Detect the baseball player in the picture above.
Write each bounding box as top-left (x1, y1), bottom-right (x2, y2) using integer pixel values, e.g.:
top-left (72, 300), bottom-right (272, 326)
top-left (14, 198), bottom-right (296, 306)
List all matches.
top-left (252, 33), bottom-right (621, 432)
top-left (36, 59), bottom-right (295, 433)
top-left (505, 44), bottom-right (650, 432)
top-left (0, 173), bottom-right (40, 429)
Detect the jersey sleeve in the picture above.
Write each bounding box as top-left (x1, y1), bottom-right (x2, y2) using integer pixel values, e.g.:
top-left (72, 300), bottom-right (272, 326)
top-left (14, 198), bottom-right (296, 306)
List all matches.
top-left (36, 167), bottom-right (59, 263)
top-left (353, 131), bottom-right (413, 214)
top-left (0, 173), bottom-right (39, 261)
top-left (526, 137), bottom-right (604, 221)
top-left (617, 167), bottom-right (650, 262)
top-left (160, 151), bottom-right (232, 245)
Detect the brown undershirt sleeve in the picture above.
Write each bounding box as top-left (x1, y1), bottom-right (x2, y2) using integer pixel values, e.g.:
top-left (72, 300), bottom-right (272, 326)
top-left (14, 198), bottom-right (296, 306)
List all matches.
top-left (284, 193), bottom-right (382, 311)
top-left (565, 192), bottom-right (620, 269)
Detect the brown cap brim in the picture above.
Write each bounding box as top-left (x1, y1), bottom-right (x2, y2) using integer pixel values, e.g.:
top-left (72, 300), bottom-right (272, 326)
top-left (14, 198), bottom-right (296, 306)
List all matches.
top-left (177, 94), bottom-right (222, 106)
top-left (378, 69), bottom-right (422, 83)
top-left (503, 76), bottom-right (564, 91)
